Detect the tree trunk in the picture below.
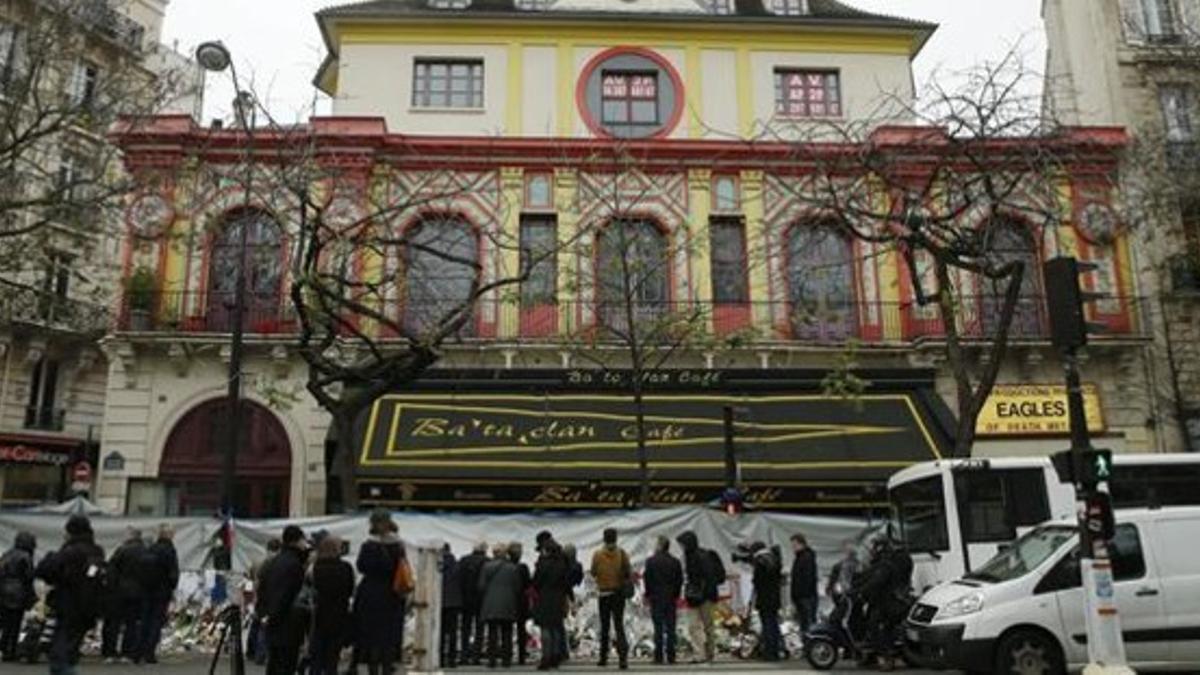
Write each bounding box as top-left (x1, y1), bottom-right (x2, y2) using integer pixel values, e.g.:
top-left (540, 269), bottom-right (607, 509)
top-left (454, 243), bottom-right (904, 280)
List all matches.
top-left (632, 380), bottom-right (650, 508)
top-left (331, 407), bottom-right (362, 513)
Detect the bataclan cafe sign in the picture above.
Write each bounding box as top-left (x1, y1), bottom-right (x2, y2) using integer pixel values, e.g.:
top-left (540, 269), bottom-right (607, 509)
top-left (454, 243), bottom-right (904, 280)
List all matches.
top-left (976, 384), bottom-right (1105, 437)
top-left (352, 369), bottom-right (957, 511)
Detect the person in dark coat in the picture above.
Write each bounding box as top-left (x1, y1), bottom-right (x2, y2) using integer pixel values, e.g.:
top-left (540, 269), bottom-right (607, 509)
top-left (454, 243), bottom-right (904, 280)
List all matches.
top-left (790, 533), bottom-right (819, 637)
top-left (354, 510), bottom-right (407, 675)
top-left (478, 543), bottom-right (521, 668)
top-left (0, 531), bottom-right (36, 662)
top-left (457, 541), bottom-right (489, 665)
top-left (136, 524), bottom-right (179, 664)
top-left (676, 531), bottom-right (723, 664)
top-left (259, 525), bottom-right (310, 675)
top-left (742, 542), bottom-right (783, 662)
top-left (509, 542), bottom-right (531, 666)
top-left (36, 514), bottom-right (105, 675)
top-left (311, 535), bottom-right (355, 675)
top-left (102, 527), bottom-right (146, 661)
top-left (643, 536), bottom-right (683, 665)
top-left (439, 544), bottom-right (463, 668)
top-left (531, 534), bottom-right (569, 670)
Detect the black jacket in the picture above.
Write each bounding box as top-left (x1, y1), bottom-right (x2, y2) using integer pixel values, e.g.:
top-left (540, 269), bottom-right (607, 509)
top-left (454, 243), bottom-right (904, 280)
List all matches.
top-left (108, 538), bottom-right (148, 602)
top-left (36, 533), bottom-right (105, 626)
top-left (678, 532), bottom-right (723, 605)
top-left (751, 548), bottom-right (783, 612)
top-left (0, 537), bottom-right (36, 611)
top-left (440, 551), bottom-right (463, 610)
top-left (790, 547), bottom-right (818, 602)
top-left (531, 547), bottom-right (570, 626)
top-left (258, 546), bottom-right (307, 626)
top-left (313, 557), bottom-right (355, 634)
top-left (146, 539), bottom-right (180, 602)
top-left (458, 551), bottom-right (488, 610)
top-left (643, 550), bottom-right (683, 609)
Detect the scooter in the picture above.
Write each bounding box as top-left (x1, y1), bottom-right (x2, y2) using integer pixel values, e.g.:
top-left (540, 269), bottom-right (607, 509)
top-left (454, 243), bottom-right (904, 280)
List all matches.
top-left (803, 594), bottom-right (914, 670)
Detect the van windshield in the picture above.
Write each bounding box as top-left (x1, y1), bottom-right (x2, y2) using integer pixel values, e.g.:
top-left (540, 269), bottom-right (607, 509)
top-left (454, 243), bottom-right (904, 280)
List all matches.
top-left (964, 525), bottom-right (1075, 583)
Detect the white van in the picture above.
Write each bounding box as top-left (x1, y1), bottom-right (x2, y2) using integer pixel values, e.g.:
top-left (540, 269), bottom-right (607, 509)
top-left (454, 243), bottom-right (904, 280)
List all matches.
top-left (904, 507), bottom-right (1200, 674)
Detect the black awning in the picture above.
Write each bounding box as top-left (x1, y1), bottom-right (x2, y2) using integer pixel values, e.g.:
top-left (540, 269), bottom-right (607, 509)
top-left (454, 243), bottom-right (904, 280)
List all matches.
top-left (352, 369), bottom-right (957, 510)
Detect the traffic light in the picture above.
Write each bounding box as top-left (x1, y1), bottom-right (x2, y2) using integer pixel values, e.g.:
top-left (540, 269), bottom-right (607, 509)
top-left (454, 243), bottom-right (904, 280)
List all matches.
top-left (1043, 257), bottom-right (1107, 351)
top-left (1084, 491), bottom-right (1116, 542)
top-left (1050, 448), bottom-right (1113, 488)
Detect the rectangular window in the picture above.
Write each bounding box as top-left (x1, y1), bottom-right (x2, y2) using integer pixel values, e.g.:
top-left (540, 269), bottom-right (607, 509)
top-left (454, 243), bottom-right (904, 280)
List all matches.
top-left (24, 358), bottom-right (61, 431)
top-left (769, 0), bottom-right (809, 15)
top-left (706, 0), bottom-right (735, 14)
top-left (520, 215), bottom-right (557, 305)
top-left (1142, 0), bottom-right (1179, 39)
top-left (712, 175), bottom-right (739, 212)
top-left (412, 59), bottom-right (484, 109)
top-left (710, 217), bottom-right (748, 304)
top-left (38, 252), bottom-right (71, 321)
top-left (774, 69), bottom-right (842, 118)
top-left (891, 475), bottom-right (950, 553)
top-left (954, 468), bottom-right (1051, 544)
top-left (0, 22), bottom-right (20, 89)
top-left (524, 172), bottom-right (553, 210)
top-left (601, 71), bottom-right (659, 126)
top-left (70, 61), bottom-right (99, 109)
top-left (1160, 85), bottom-right (1193, 142)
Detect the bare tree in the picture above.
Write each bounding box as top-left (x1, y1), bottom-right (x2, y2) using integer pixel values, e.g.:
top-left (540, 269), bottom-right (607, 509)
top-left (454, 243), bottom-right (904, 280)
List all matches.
top-left (769, 49), bottom-right (1125, 456)
top-left (0, 0), bottom-right (196, 329)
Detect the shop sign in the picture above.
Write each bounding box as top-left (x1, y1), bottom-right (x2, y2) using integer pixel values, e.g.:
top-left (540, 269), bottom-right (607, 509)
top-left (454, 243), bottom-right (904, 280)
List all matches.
top-left (976, 384), bottom-right (1105, 437)
top-left (0, 443), bottom-right (73, 465)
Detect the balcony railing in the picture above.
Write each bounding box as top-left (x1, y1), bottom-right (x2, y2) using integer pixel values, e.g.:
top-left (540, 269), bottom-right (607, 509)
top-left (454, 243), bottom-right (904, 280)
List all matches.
top-left (70, 0), bottom-right (145, 52)
top-left (24, 406), bottom-right (66, 432)
top-left (120, 291), bottom-right (1147, 345)
top-left (0, 283), bottom-right (109, 334)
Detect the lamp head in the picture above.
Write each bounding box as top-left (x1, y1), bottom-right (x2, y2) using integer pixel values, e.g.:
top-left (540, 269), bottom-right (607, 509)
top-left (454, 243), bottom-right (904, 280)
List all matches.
top-left (195, 41), bottom-right (232, 73)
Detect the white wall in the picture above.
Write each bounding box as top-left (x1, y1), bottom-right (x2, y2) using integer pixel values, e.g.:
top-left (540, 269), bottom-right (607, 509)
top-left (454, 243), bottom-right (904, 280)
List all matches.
top-left (335, 43), bottom-right (510, 136)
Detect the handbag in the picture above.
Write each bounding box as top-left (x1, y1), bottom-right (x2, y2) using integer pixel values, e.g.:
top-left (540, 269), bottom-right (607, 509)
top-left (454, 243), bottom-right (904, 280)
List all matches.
top-left (392, 556), bottom-right (416, 595)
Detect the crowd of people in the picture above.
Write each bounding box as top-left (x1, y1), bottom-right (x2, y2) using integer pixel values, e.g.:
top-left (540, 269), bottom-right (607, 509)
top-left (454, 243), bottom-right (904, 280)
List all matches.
top-left (0, 510), bottom-right (915, 674)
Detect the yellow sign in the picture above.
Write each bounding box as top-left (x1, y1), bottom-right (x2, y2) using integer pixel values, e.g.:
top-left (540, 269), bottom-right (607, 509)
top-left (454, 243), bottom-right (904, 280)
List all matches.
top-left (976, 384), bottom-right (1104, 437)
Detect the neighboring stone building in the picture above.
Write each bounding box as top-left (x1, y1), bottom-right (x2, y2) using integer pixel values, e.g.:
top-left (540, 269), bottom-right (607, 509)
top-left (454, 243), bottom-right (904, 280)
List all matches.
top-left (1044, 0), bottom-right (1200, 453)
top-left (0, 0), bottom-right (200, 507)
top-left (100, 0), bottom-right (1153, 518)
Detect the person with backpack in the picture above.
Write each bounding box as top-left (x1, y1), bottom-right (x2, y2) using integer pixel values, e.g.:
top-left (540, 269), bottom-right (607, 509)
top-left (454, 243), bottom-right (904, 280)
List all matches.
top-left (36, 514), bottom-right (105, 675)
top-left (642, 535), bottom-right (683, 666)
top-left (137, 524), bottom-right (179, 664)
top-left (102, 527), bottom-right (147, 662)
top-left (0, 532), bottom-right (36, 662)
top-left (353, 510), bottom-right (407, 675)
top-left (590, 528), bottom-right (632, 670)
top-left (259, 525), bottom-right (310, 675)
top-left (676, 530), bottom-right (724, 664)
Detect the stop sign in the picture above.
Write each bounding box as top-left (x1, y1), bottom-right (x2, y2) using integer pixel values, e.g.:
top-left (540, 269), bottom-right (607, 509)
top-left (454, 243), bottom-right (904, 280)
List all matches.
top-left (72, 462), bottom-right (92, 484)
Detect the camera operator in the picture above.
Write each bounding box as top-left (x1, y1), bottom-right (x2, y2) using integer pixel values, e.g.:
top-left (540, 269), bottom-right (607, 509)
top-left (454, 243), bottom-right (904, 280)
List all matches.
top-left (734, 542), bottom-right (783, 662)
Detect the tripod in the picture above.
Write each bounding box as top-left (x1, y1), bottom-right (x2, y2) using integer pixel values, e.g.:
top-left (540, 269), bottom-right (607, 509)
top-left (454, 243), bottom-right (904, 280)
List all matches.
top-left (209, 604), bottom-right (246, 675)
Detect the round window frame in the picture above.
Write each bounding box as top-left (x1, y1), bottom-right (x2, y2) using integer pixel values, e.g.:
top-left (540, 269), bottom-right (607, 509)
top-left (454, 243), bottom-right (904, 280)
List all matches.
top-left (575, 46), bottom-right (686, 140)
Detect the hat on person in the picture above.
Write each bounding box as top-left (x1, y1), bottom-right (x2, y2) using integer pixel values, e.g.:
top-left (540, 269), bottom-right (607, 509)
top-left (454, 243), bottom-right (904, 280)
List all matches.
top-left (282, 525), bottom-right (306, 546)
top-left (603, 528), bottom-right (618, 545)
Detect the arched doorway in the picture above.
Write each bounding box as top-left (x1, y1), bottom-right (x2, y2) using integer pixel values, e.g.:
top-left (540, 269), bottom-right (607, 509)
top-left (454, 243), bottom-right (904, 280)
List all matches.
top-left (159, 398), bottom-right (291, 517)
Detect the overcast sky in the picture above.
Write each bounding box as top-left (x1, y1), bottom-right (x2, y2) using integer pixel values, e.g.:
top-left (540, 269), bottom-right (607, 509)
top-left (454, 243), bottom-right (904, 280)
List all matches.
top-left (161, 0), bottom-right (1047, 124)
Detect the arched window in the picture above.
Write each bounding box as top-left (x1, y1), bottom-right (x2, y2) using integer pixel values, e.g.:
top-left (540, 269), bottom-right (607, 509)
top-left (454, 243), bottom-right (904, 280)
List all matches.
top-left (402, 215), bottom-right (479, 336)
top-left (206, 208), bottom-right (284, 332)
top-left (786, 223), bottom-right (857, 340)
top-left (979, 218), bottom-right (1043, 337)
top-left (595, 219), bottom-right (668, 336)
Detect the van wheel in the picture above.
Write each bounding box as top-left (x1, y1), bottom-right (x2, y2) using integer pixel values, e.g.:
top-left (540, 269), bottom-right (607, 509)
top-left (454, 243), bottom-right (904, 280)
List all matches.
top-left (994, 629), bottom-right (1065, 675)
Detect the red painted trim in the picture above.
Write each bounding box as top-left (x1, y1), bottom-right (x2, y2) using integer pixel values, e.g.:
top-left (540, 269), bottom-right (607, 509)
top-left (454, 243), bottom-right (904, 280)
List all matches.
top-left (573, 46), bottom-right (686, 140)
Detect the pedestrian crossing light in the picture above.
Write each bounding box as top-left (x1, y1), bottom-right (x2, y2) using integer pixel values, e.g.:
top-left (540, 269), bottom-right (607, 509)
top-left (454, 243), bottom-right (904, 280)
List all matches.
top-left (1050, 448), bottom-right (1113, 489)
top-left (1043, 257), bottom-right (1108, 351)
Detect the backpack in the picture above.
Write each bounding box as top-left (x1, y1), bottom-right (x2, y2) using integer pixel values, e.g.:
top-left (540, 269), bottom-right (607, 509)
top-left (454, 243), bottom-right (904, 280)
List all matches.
top-left (704, 550), bottom-right (726, 593)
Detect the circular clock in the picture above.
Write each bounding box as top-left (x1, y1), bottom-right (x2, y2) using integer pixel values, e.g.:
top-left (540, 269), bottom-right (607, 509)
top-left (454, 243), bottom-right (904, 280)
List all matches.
top-left (128, 192), bottom-right (174, 239)
top-left (1078, 201), bottom-right (1120, 245)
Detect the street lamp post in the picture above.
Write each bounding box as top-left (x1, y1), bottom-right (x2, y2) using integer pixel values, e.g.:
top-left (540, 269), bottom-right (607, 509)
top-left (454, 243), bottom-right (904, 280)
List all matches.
top-left (195, 41), bottom-right (251, 523)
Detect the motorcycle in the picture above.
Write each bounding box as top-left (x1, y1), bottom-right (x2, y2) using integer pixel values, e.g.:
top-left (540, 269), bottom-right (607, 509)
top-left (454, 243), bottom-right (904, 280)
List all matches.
top-left (803, 593), bottom-right (916, 670)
